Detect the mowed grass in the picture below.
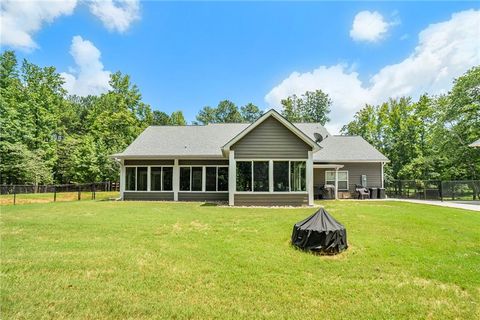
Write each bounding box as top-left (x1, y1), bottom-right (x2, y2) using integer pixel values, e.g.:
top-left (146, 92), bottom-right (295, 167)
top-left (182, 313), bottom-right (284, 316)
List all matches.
top-left (1, 201), bottom-right (479, 319)
top-left (0, 191), bottom-right (119, 205)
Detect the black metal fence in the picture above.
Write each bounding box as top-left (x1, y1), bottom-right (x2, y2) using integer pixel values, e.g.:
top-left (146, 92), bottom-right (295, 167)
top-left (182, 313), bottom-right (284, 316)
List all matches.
top-left (385, 180), bottom-right (480, 201)
top-left (0, 182), bottom-right (119, 205)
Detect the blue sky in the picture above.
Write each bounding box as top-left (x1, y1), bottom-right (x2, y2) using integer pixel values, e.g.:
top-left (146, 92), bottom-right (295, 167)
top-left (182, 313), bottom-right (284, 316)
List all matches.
top-left (2, 1), bottom-right (479, 132)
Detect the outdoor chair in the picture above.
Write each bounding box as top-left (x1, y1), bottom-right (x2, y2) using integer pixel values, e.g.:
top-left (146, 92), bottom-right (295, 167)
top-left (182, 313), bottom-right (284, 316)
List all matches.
top-left (355, 185), bottom-right (370, 200)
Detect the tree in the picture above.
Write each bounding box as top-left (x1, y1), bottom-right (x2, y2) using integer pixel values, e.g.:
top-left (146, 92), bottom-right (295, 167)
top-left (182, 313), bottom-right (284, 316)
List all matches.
top-left (195, 100), bottom-right (243, 124)
top-left (195, 106), bottom-right (217, 124)
top-left (240, 103), bottom-right (262, 122)
top-left (170, 111), bottom-right (186, 125)
top-left (152, 110), bottom-right (171, 125)
top-left (280, 90), bottom-right (331, 124)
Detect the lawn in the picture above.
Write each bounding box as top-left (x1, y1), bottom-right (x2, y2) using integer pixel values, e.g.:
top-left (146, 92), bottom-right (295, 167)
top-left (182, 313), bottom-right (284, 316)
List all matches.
top-left (0, 191), bottom-right (119, 205)
top-left (1, 200), bottom-right (479, 319)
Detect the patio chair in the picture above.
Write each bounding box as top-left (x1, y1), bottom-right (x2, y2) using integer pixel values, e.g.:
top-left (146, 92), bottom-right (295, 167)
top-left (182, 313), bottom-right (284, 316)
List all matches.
top-left (355, 185), bottom-right (370, 200)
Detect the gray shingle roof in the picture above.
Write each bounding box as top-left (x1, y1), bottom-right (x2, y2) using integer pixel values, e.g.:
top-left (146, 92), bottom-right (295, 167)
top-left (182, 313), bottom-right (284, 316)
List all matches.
top-left (314, 136), bottom-right (389, 162)
top-left (113, 122), bottom-right (388, 162)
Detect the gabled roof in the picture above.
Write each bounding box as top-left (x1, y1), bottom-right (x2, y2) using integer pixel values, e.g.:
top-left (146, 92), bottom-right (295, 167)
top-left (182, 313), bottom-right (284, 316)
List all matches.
top-left (469, 138), bottom-right (480, 148)
top-left (314, 136), bottom-right (389, 162)
top-left (221, 109), bottom-right (321, 155)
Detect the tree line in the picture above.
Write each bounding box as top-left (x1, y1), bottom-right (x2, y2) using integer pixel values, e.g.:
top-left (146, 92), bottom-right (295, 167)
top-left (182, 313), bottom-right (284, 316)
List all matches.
top-left (0, 50), bottom-right (478, 185)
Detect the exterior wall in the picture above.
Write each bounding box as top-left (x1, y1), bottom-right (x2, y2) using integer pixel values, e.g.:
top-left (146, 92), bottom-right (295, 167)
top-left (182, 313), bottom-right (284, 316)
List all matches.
top-left (234, 193), bottom-right (308, 206)
top-left (124, 159), bottom-right (174, 165)
top-left (178, 192), bottom-right (228, 202)
top-left (313, 162), bottom-right (383, 195)
top-left (179, 160), bottom-right (228, 165)
top-left (124, 192), bottom-right (174, 201)
top-left (231, 117), bottom-right (310, 159)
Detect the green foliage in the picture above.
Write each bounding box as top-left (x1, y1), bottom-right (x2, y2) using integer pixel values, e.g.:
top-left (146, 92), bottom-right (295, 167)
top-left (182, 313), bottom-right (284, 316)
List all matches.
top-left (240, 103), bottom-right (263, 122)
top-left (281, 90), bottom-right (331, 124)
top-left (341, 66), bottom-right (480, 180)
top-left (195, 100), bottom-right (259, 124)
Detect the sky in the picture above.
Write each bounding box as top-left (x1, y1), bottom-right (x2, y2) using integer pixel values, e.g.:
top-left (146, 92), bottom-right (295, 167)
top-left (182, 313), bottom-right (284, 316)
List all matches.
top-left (1, 1), bottom-right (479, 133)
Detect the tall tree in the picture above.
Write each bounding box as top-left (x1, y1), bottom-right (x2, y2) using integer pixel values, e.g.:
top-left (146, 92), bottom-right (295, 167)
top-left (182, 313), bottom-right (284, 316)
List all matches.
top-left (169, 111), bottom-right (186, 125)
top-left (280, 90), bottom-right (331, 124)
top-left (240, 103), bottom-right (263, 122)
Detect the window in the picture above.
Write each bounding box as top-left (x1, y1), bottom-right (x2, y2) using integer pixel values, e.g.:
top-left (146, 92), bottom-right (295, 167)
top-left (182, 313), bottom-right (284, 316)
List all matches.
top-left (150, 167), bottom-right (173, 191)
top-left (236, 161), bottom-right (252, 191)
top-left (273, 161), bottom-right (289, 191)
top-left (325, 171), bottom-right (349, 191)
top-left (180, 167), bottom-right (190, 191)
top-left (126, 167), bottom-right (136, 191)
top-left (290, 161), bottom-right (306, 191)
top-left (253, 161), bottom-right (269, 191)
top-left (191, 167), bottom-right (202, 191)
top-left (137, 167), bottom-right (148, 191)
top-left (217, 167), bottom-right (228, 191)
top-left (151, 167), bottom-right (162, 191)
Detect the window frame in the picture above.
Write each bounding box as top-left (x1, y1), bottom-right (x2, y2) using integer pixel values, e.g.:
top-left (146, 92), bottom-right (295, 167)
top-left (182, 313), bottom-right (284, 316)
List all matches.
top-left (178, 165), bottom-right (229, 193)
top-left (325, 170), bottom-right (349, 191)
top-left (234, 159), bottom-right (308, 194)
top-left (124, 165), bottom-right (174, 192)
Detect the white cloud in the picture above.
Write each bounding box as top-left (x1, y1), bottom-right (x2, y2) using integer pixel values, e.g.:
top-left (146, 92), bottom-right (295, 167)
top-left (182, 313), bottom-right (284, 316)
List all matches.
top-left (88, 0), bottom-right (140, 33)
top-left (0, 0), bottom-right (78, 50)
top-left (265, 10), bottom-right (480, 134)
top-left (61, 36), bottom-right (111, 96)
top-left (350, 11), bottom-right (391, 42)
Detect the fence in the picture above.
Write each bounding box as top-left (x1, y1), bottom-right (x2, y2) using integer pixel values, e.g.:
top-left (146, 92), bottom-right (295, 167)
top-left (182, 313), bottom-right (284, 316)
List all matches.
top-left (385, 180), bottom-right (480, 201)
top-left (0, 182), bottom-right (119, 205)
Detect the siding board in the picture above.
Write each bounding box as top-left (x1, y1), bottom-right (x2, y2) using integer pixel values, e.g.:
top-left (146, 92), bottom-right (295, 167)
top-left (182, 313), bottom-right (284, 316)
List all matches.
top-left (124, 160), bottom-right (174, 166)
top-left (178, 192), bottom-right (228, 202)
top-left (232, 117), bottom-right (311, 159)
top-left (234, 193), bottom-right (308, 206)
top-left (179, 160), bottom-right (228, 165)
top-left (124, 192), bottom-right (174, 201)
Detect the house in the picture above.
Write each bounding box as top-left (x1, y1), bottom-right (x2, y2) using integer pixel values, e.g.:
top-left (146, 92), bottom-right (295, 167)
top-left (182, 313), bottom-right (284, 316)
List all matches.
top-left (111, 109), bottom-right (389, 206)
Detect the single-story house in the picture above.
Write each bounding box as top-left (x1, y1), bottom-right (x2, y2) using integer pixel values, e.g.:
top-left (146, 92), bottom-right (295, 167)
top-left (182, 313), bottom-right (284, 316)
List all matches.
top-left (112, 109), bottom-right (389, 206)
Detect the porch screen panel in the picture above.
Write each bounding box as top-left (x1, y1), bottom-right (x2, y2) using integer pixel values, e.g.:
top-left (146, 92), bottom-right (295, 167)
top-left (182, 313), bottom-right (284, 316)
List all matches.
top-left (191, 167), bottom-right (203, 191)
top-left (180, 167), bottom-right (191, 191)
top-left (137, 167), bottom-right (148, 191)
top-left (126, 167), bottom-right (136, 191)
top-left (290, 161), bottom-right (306, 191)
top-left (162, 167), bottom-right (173, 191)
top-left (151, 167), bottom-right (162, 191)
top-left (273, 161), bottom-right (289, 191)
top-left (206, 167), bottom-right (217, 191)
top-left (253, 161), bottom-right (269, 192)
top-left (217, 167), bottom-right (229, 191)
top-left (236, 162), bottom-right (252, 191)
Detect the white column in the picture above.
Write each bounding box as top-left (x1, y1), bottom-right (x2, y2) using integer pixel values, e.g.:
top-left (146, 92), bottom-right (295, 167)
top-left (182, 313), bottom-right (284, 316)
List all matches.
top-left (228, 151), bottom-right (236, 206)
top-left (119, 159), bottom-right (125, 200)
top-left (202, 166), bottom-right (206, 192)
top-left (269, 160), bottom-right (274, 193)
top-left (334, 167), bottom-right (339, 200)
top-left (381, 162), bottom-right (385, 188)
top-left (307, 151), bottom-right (314, 206)
top-left (147, 166), bottom-right (151, 192)
top-left (173, 159), bottom-right (179, 201)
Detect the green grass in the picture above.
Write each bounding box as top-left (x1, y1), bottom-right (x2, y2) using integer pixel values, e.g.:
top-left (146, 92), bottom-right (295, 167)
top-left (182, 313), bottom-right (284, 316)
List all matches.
top-left (0, 191), bottom-right (119, 205)
top-left (1, 201), bottom-right (479, 319)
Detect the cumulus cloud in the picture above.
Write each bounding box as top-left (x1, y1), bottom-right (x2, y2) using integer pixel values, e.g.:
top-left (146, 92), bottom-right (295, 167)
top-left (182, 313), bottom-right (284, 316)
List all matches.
top-left (350, 11), bottom-right (392, 42)
top-left (0, 0), bottom-right (78, 50)
top-left (61, 36), bottom-right (111, 96)
top-left (265, 10), bottom-right (480, 134)
top-left (88, 0), bottom-right (140, 33)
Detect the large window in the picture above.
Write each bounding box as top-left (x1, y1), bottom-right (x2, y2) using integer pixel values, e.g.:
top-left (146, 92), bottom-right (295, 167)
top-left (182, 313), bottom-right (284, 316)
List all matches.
top-left (290, 161), bottom-right (306, 191)
top-left (180, 167), bottom-right (191, 191)
top-left (217, 167), bottom-right (228, 191)
top-left (205, 166), bottom-right (229, 192)
top-left (150, 167), bottom-right (173, 191)
top-left (325, 171), bottom-right (349, 190)
top-left (254, 161), bottom-right (269, 191)
top-left (191, 167), bottom-right (202, 191)
top-left (236, 162), bottom-right (252, 191)
top-left (273, 161), bottom-right (289, 191)
top-left (126, 167), bottom-right (136, 191)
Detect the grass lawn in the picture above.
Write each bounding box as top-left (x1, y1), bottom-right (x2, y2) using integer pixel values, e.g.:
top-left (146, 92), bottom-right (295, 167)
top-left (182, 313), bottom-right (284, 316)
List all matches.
top-left (0, 191), bottom-right (119, 205)
top-left (1, 200), bottom-right (479, 319)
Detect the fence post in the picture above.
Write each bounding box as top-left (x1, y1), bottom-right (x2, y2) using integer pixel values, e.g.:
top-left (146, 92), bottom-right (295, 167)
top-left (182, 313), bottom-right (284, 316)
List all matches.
top-left (78, 185), bottom-right (81, 201)
top-left (439, 181), bottom-right (443, 202)
top-left (54, 186), bottom-right (56, 202)
top-left (13, 186), bottom-right (16, 205)
top-left (451, 184), bottom-right (455, 201)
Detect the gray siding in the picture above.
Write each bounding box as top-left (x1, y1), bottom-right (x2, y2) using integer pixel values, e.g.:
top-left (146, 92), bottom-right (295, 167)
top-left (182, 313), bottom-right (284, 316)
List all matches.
top-left (124, 159), bottom-right (174, 166)
top-left (234, 193), bottom-right (308, 206)
top-left (124, 192), bottom-right (174, 201)
top-left (179, 160), bottom-right (228, 165)
top-left (232, 117), bottom-right (311, 159)
top-left (313, 163), bottom-right (382, 193)
top-left (178, 192), bottom-right (228, 202)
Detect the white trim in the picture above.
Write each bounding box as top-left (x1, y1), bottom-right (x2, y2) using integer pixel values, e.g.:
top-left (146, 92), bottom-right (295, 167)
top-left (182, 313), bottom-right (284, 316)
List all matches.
top-left (314, 160), bottom-right (390, 163)
top-left (228, 151), bottom-right (235, 205)
top-left (119, 159), bottom-right (125, 200)
top-left (268, 160), bottom-right (273, 192)
top-left (313, 164), bottom-right (344, 169)
top-left (335, 169), bottom-right (339, 200)
top-left (124, 165), bottom-right (174, 192)
top-left (221, 109), bottom-right (320, 155)
top-left (307, 151), bottom-right (313, 206)
top-left (381, 162), bottom-right (385, 188)
top-left (147, 166), bottom-right (151, 192)
top-left (235, 192), bottom-right (308, 195)
top-left (325, 170), bottom-right (349, 192)
top-left (173, 159), bottom-right (179, 201)
top-left (111, 155), bottom-right (227, 160)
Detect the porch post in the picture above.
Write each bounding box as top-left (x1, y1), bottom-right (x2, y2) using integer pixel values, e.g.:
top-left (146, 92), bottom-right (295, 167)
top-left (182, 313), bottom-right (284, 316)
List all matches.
top-left (147, 166), bottom-right (151, 192)
top-left (307, 151), bottom-right (314, 206)
top-left (334, 167), bottom-right (339, 200)
top-left (381, 162), bottom-right (385, 188)
top-left (228, 150), bottom-right (235, 206)
top-left (173, 159), bottom-right (179, 201)
top-left (119, 159), bottom-right (125, 200)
